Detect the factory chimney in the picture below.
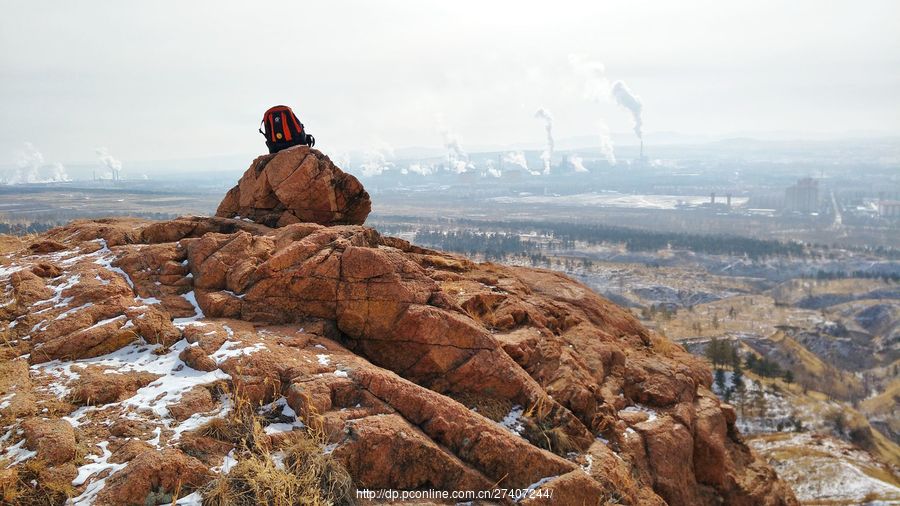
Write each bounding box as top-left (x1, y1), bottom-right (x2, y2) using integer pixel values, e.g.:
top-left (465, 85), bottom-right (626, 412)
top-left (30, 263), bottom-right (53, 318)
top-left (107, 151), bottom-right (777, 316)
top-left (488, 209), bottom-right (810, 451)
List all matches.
top-left (710, 192), bottom-right (716, 204)
top-left (726, 194), bottom-right (732, 208)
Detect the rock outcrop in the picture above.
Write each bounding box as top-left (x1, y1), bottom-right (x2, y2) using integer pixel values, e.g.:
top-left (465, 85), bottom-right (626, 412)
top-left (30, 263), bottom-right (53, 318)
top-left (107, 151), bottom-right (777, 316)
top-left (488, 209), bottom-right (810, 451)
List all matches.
top-left (0, 151), bottom-right (797, 505)
top-left (216, 146), bottom-right (371, 227)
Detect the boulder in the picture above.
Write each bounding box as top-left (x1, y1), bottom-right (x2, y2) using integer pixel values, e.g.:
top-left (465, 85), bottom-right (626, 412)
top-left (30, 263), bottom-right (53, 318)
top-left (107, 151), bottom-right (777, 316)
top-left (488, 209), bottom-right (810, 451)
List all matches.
top-left (97, 448), bottom-right (211, 506)
top-left (216, 146), bottom-right (371, 227)
top-left (68, 366), bottom-right (160, 406)
top-left (21, 417), bottom-right (77, 466)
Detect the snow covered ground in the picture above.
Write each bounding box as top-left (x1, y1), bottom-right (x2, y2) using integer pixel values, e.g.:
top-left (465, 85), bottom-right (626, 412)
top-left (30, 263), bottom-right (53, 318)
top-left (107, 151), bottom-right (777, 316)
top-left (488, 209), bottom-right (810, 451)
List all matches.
top-left (491, 192), bottom-right (749, 210)
top-left (750, 433), bottom-right (900, 504)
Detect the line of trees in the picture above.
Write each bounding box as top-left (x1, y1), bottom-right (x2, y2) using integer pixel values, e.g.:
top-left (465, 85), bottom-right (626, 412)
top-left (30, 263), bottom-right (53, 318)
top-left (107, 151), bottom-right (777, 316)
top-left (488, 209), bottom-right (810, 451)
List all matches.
top-left (404, 219), bottom-right (810, 260)
top-left (746, 354), bottom-right (794, 382)
top-left (707, 338), bottom-right (794, 384)
top-left (0, 212), bottom-right (179, 236)
top-left (814, 269), bottom-right (900, 282)
top-left (459, 219), bottom-right (809, 259)
top-left (414, 230), bottom-right (539, 261)
top-left (0, 222), bottom-right (58, 235)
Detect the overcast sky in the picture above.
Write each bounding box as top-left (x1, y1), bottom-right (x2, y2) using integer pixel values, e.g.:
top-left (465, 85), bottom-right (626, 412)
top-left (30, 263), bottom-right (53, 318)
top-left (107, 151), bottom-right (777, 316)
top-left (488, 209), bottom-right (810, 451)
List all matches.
top-left (1, 0), bottom-right (899, 166)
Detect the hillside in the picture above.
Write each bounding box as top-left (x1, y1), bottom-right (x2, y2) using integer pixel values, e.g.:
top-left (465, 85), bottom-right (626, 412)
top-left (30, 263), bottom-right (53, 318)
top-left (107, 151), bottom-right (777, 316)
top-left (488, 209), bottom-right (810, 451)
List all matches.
top-left (709, 369), bottom-right (900, 504)
top-left (0, 147), bottom-right (797, 505)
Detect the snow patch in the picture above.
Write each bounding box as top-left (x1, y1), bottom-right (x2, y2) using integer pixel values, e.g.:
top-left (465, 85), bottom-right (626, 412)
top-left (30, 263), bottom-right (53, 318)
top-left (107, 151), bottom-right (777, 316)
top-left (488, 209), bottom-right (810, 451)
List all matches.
top-left (619, 404), bottom-right (659, 423)
top-left (135, 296), bottom-right (161, 305)
top-left (210, 341), bottom-right (266, 365)
top-left (3, 438), bottom-right (37, 466)
top-left (498, 405), bottom-right (525, 436)
top-left (173, 291), bottom-right (205, 326)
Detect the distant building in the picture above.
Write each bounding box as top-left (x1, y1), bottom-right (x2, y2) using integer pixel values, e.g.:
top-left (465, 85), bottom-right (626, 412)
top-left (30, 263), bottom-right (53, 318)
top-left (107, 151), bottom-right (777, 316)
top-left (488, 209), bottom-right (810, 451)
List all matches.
top-left (878, 200), bottom-right (900, 218)
top-left (784, 177), bottom-right (819, 213)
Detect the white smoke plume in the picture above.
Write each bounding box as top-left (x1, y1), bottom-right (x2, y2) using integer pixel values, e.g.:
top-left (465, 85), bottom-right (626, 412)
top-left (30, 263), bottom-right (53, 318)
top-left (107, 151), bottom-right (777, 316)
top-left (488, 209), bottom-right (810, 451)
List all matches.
top-left (568, 54), bottom-right (610, 102)
top-left (503, 151), bottom-right (540, 176)
top-left (19, 142), bottom-right (44, 180)
top-left (451, 160), bottom-right (475, 174)
top-left (611, 80), bottom-right (643, 140)
top-left (598, 123), bottom-right (617, 165)
top-left (405, 163), bottom-right (436, 176)
top-left (47, 162), bottom-right (68, 181)
top-left (483, 160), bottom-right (501, 178)
top-left (441, 130), bottom-right (468, 170)
top-left (444, 135), bottom-right (466, 162)
top-left (568, 55), bottom-right (619, 165)
top-left (3, 142), bottom-right (69, 184)
top-left (534, 107), bottom-right (554, 175)
top-left (436, 115), bottom-right (469, 172)
top-left (359, 148), bottom-right (395, 177)
top-left (95, 147), bottom-right (122, 179)
top-left (568, 154), bottom-right (588, 173)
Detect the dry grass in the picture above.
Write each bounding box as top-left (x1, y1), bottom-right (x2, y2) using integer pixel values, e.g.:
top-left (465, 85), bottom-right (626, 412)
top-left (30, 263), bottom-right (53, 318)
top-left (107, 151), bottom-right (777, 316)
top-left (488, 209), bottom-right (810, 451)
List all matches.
top-left (199, 390), bottom-right (355, 505)
top-left (0, 234), bottom-right (25, 255)
top-left (754, 433), bottom-right (900, 491)
top-left (763, 332), bottom-right (865, 401)
top-left (0, 458), bottom-right (75, 506)
top-left (751, 372), bottom-right (900, 469)
top-left (649, 332), bottom-right (684, 358)
top-left (860, 377), bottom-right (900, 417)
top-left (659, 294), bottom-right (799, 340)
top-left (770, 278), bottom-right (893, 305)
top-left (447, 392), bottom-right (513, 422)
top-left (519, 397), bottom-right (579, 456)
top-left (197, 393), bottom-right (269, 454)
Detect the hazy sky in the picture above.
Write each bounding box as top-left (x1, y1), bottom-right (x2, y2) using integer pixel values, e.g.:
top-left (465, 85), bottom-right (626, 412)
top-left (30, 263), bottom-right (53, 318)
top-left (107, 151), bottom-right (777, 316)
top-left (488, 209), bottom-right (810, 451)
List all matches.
top-left (1, 0), bottom-right (899, 166)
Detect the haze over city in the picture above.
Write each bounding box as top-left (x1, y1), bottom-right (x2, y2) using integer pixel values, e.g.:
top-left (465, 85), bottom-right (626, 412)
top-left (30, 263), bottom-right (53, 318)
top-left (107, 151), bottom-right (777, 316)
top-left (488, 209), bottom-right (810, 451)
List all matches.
top-left (1, 0), bottom-right (899, 169)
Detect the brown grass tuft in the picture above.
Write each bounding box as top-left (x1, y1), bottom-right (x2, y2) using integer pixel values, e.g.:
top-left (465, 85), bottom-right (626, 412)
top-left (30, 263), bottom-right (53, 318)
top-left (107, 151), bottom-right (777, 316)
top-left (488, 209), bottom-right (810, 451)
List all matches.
top-left (649, 333), bottom-right (684, 358)
top-left (0, 457), bottom-right (75, 506)
top-left (197, 393), bottom-right (268, 454)
top-left (448, 392), bottom-right (513, 422)
top-left (520, 397), bottom-right (580, 456)
top-left (198, 389), bottom-right (355, 505)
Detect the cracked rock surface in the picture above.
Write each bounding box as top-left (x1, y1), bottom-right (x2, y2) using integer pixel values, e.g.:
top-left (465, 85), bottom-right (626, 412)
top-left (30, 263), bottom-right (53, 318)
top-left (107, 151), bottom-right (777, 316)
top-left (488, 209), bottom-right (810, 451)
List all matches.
top-left (0, 215), bottom-right (798, 505)
top-left (215, 146), bottom-right (371, 227)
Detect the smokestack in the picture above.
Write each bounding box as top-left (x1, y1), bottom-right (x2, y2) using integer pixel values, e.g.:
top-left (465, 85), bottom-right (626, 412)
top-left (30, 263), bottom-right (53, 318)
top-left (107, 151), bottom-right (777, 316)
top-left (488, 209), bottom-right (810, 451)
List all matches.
top-left (96, 147), bottom-right (122, 183)
top-left (726, 194), bottom-right (732, 207)
top-left (640, 139), bottom-right (644, 160)
top-left (710, 192), bottom-right (716, 204)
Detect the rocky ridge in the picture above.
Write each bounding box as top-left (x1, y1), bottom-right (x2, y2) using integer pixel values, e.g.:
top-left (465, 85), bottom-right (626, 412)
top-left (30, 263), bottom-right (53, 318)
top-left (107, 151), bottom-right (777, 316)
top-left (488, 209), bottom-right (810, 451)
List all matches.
top-left (0, 147), bottom-right (797, 505)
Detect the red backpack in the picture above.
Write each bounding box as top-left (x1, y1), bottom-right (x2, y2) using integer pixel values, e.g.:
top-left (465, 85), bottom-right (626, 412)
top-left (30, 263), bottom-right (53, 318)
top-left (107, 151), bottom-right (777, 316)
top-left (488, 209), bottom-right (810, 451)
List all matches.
top-left (259, 105), bottom-right (315, 154)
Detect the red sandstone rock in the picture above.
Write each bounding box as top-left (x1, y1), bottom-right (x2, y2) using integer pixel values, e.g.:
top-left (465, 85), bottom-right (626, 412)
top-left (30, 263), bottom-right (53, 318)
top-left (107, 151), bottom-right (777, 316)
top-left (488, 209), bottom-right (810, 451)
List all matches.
top-left (30, 262), bottom-right (61, 278)
top-left (216, 147), bottom-right (371, 227)
top-left (21, 417), bottom-right (77, 466)
top-left (28, 239), bottom-right (68, 253)
top-left (97, 448), bottom-right (211, 506)
top-left (167, 385), bottom-right (217, 421)
top-left (178, 345), bottom-right (218, 372)
top-left (68, 366), bottom-right (160, 406)
top-left (0, 203), bottom-right (799, 506)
